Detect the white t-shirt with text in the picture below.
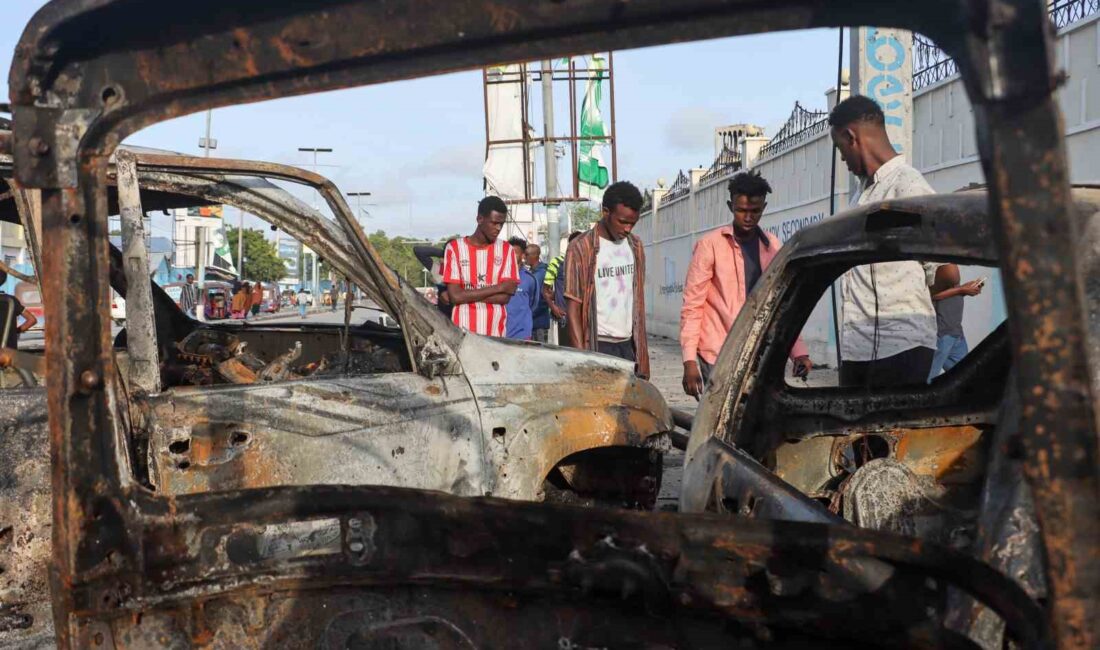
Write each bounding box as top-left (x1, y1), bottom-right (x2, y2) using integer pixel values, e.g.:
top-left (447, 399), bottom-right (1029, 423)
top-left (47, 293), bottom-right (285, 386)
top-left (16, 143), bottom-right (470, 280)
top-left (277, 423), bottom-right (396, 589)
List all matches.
top-left (595, 236), bottom-right (635, 340)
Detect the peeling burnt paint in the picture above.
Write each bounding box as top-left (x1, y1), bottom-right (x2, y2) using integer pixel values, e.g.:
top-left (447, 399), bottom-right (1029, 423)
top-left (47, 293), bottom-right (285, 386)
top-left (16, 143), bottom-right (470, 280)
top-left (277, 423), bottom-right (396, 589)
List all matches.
top-left (5, 0), bottom-right (1096, 647)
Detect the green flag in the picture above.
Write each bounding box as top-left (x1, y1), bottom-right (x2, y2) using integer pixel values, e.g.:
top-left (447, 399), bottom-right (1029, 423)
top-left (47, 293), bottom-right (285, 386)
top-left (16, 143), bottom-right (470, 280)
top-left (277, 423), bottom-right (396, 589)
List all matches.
top-left (578, 54), bottom-right (610, 200)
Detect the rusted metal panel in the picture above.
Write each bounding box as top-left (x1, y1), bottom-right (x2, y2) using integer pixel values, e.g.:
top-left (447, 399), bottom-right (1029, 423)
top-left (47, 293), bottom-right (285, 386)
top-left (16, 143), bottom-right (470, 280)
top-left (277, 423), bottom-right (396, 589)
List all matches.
top-left (145, 372), bottom-right (488, 498)
top-left (460, 334), bottom-right (672, 501)
top-left (80, 487), bottom-right (1053, 648)
top-left (953, 3), bottom-right (1100, 641)
top-left (6, 0), bottom-right (1096, 647)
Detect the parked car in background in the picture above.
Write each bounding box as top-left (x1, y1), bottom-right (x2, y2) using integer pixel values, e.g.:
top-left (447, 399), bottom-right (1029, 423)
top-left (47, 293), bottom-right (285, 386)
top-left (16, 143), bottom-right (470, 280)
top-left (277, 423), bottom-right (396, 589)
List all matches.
top-left (110, 290), bottom-right (126, 324)
top-left (12, 280), bottom-right (42, 331)
top-left (202, 280), bottom-right (233, 320)
top-left (260, 282), bottom-right (280, 312)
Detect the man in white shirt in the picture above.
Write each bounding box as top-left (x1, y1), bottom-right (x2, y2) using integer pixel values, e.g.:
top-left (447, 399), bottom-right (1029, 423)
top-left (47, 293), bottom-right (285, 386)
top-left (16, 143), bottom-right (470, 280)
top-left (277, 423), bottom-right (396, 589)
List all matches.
top-left (829, 95), bottom-right (938, 386)
top-left (563, 181), bottom-right (650, 377)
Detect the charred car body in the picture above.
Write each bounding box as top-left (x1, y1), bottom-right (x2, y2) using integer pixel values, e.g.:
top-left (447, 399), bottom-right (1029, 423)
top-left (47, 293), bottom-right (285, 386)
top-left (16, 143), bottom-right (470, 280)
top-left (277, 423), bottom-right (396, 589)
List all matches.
top-left (679, 189), bottom-right (1100, 645)
top-left (3, 0), bottom-right (1096, 648)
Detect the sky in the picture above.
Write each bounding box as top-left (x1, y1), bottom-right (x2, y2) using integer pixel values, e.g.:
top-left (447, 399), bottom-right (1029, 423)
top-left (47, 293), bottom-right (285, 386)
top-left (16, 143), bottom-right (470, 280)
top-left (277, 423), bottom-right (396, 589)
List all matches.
top-left (0, 1), bottom-right (844, 241)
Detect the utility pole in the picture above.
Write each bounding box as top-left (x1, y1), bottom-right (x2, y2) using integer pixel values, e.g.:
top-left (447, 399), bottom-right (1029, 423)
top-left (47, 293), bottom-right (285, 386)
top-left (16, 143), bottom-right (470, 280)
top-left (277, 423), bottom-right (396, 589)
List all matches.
top-left (542, 61), bottom-right (560, 260)
top-left (298, 147), bottom-right (333, 299)
top-left (186, 109), bottom-right (219, 291)
top-left (195, 226), bottom-right (207, 322)
top-left (541, 61), bottom-right (562, 345)
top-left (236, 207), bottom-right (244, 280)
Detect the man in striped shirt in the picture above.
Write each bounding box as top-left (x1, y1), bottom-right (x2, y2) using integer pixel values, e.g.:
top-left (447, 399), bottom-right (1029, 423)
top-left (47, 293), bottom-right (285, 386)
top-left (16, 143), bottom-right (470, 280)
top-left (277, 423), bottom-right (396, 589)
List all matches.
top-left (441, 196), bottom-right (519, 337)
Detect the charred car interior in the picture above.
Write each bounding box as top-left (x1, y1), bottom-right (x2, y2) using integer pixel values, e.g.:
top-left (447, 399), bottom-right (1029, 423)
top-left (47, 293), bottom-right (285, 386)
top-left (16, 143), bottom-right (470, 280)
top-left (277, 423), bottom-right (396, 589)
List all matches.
top-left (1, 0), bottom-right (1096, 648)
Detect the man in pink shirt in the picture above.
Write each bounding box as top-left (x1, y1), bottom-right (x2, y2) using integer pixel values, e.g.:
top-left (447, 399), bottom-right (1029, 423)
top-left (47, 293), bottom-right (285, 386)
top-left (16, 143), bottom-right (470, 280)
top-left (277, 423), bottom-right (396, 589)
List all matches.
top-left (681, 171), bottom-right (812, 396)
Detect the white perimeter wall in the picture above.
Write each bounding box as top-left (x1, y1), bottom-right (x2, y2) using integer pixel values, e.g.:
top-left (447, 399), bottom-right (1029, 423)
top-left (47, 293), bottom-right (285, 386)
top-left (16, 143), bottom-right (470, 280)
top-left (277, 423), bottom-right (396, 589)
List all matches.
top-left (639, 12), bottom-right (1100, 367)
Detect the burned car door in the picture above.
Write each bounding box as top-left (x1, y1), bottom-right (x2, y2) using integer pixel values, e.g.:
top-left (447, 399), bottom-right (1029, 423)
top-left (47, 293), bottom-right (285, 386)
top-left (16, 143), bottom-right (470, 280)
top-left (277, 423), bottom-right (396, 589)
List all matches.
top-left (682, 190), bottom-right (1100, 644)
top-left (110, 156), bottom-right (489, 497)
top-left (681, 192), bottom-right (1028, 526)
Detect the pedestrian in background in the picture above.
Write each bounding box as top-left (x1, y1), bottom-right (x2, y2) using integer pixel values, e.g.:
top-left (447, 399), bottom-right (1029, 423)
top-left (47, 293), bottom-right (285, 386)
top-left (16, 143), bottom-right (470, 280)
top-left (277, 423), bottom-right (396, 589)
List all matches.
top-left (231, 282), bottom-right (250, 319)
top-left (441, 196), bottom-right (518, 336)
top-left (542, 230), bottom-right (583, 343)
top-left (297, 286), bottom-right (308, 318)
top-left (179, 273), bottom-right (198, 317)
top-left (564, 181), bottom-right (650, 378)
top-left (0, 270), bottom-right (37, 349)
top-left (250, 281), bottom-right (263, 319)
top-left (525, 243), bottom-right (550, 342)
top-left (505, 237), bottom-right (537, 340)
top-left (680, 171), bottom-right (812, 397)
top-left (414, 243), bottom-right (453, 320)
top-left (927, 263), bottom-right (983, 381)
top-left (830, 95), bottom-right (938, 387)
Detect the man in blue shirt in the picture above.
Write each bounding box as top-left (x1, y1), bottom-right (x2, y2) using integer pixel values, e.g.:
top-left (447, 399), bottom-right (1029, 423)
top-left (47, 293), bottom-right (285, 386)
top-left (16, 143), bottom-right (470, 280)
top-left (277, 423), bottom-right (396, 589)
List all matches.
top-left (505, 237), bottom-right (537, 340)
top-left (525, 243), bottom-right (551, 342)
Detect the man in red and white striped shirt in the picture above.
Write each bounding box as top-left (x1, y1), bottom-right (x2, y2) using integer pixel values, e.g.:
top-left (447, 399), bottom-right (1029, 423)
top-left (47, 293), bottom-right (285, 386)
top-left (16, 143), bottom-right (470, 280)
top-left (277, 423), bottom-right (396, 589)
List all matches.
top-left (441, 196), bottom-right (519, 337)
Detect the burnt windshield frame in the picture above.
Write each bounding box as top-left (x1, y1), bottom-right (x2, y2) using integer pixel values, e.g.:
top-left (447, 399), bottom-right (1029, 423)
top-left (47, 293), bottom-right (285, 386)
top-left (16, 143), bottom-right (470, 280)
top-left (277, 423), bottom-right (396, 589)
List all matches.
top-left (8, 0), bottom-right (1095, 647)
top-left (125, 154), bottom-right (441, 369)
top-left (731, 254), bottom-right (1009, 458)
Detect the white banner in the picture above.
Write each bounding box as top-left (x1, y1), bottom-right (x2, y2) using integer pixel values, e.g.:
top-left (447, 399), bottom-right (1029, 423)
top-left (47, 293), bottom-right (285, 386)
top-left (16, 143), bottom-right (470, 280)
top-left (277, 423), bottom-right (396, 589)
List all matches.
top-left (483, 64), bottom-right (529, 200)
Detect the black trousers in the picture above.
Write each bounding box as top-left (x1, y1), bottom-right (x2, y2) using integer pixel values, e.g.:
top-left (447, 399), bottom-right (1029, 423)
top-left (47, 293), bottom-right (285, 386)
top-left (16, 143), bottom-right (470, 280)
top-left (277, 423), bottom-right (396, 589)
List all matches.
top-left (597, 339), bottom-right (636, 363)
top-left (839, 346), bottom-right (935, 388)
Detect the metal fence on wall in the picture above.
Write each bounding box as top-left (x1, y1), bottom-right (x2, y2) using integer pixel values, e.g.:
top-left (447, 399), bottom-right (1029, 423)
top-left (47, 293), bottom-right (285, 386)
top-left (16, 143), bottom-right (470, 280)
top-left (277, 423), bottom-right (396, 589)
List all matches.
top-left (758, 103), bottom-right (830, 161)
top-left (914, 0), bottom-right (1098, 90)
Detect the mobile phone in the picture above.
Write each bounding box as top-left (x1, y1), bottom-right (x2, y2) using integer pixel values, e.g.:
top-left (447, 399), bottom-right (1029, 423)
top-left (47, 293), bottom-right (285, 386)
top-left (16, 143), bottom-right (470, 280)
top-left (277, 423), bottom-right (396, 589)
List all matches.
top-left (975, 276), bottom-right (987, 288)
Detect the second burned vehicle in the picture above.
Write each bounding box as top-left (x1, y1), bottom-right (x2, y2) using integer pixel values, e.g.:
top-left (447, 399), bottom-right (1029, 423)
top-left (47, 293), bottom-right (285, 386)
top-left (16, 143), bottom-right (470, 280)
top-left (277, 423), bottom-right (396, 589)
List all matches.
top-left (678, 188), bottom-right (1100, 644)
top-left (0, 150), bottom-right (672, 506)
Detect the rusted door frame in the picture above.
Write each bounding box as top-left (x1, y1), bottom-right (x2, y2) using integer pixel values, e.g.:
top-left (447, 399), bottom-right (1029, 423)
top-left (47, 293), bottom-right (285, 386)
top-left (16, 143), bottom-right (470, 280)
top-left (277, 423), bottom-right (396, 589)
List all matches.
top-left (7, 0), bottom-right (1096, 646)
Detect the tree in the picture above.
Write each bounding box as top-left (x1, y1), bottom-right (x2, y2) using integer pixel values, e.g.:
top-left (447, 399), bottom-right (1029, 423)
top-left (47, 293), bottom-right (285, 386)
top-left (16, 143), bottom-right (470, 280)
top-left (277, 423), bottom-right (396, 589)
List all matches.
top-left (364, 230), bottom-right (454, 288)
top-left (569, 202), bottom-right (601, 233)
top-left (227, 228), bottom-right (287, 283)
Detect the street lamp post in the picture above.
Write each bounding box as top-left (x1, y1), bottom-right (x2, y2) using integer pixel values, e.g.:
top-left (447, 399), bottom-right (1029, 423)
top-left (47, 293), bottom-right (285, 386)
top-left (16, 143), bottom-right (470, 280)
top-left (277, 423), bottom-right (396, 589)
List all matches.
top-left (346, 191), bottom-right (375, 229)
top-left (199, 110), bottom-right (218, 157)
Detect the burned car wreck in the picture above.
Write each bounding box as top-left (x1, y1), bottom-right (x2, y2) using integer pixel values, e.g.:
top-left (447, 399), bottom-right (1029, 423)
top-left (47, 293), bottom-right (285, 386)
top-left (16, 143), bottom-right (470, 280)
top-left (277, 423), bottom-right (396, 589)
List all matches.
top-left (679, 189), bottom-right (1100, 645)
top-left (0, 148), bottom-right (672, 502)
top-left (3, 0), bottom-right (1097, 648)
top-left (107, 152), bottom-right (673, 504)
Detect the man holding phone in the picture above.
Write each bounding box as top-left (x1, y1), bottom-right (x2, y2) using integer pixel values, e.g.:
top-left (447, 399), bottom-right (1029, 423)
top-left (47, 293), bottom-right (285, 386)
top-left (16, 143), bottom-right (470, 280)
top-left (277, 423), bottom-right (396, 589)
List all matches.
top-left (928, 263), bottom-right (984, 381)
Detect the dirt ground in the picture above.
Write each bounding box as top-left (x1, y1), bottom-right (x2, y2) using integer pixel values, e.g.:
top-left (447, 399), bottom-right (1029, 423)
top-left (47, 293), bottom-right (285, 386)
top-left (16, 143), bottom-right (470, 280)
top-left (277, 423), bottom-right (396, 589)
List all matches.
top-left (646, 334), bottom-right (838, 511)
top-left (646, 335), bottom-right (695, 511)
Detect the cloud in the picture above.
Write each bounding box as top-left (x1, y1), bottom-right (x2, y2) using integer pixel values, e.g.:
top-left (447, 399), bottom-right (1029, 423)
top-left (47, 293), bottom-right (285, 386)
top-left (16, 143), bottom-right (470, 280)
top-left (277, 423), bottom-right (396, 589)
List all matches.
top-left (664, 107), bottom-right (729, 153)
top-left (405, 143), bottom-right (485, 178)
